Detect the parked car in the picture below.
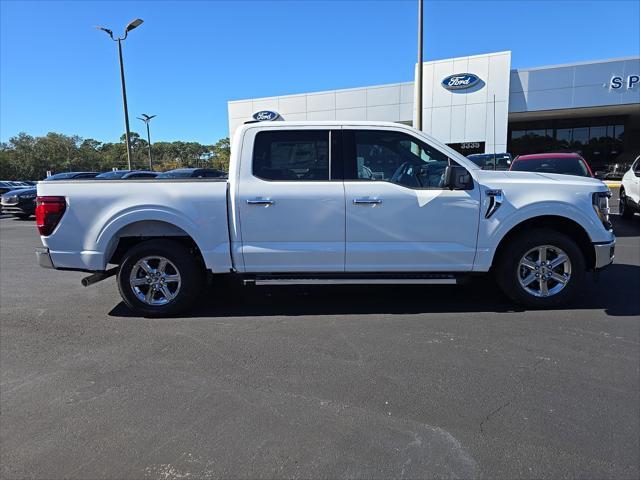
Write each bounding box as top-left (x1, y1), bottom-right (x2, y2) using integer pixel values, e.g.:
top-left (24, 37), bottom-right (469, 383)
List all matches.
top-left (595, 163), bottom-right (631, 181)
top-left (35, 121), bottom-right (614, 316)
top-left (510, 153), bottom-right (594, 177)
top-left (156, 168), bottom-right (227, 179)
top-left (95, 170), bottom-right (158, 180)
top-left (45, 172), bottom-right (100, 180)
top-left (619, 155), bottom-right (640, 218)
top-left (0, 181), bottom-right (32, 195)
top-left (467, 153), bottom-right (512, 170)
top-left (1, 187), bottom-right (37, 219)
top-left (2, 172), bottom-right (99, 219)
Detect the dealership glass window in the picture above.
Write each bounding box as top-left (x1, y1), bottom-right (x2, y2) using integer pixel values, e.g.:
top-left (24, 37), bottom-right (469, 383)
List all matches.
top-left (252, 130), bottom-right (329, 181)
top-left (572, 127), bottom-right (589, 145)
top-left (556, 128), bottom-right (572, 143)
top-left (606, 125), bottom-right (615, 138)
top-left (508, 118), bottom-right (629, 172)
top-left (589, 126), bottom-right (607, 141)
top-left (348, 130), bottom-right (453, 189)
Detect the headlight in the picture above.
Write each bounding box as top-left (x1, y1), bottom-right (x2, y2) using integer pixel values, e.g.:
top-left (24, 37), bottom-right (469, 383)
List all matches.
top-left (20, 194), bottom-right (36, 199)
top-left (592, 191), bottom-right (612, 230)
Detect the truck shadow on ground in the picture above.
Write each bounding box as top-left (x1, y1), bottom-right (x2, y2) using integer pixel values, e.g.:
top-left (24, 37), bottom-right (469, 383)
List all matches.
top-left (109, 262), bottom-right (640, 319)
top-left (110, 214), bottom-right (639, 319)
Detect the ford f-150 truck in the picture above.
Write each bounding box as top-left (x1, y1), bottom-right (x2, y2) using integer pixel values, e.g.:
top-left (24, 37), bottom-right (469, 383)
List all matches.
top-left (35, 121), bottom-right (615, 316)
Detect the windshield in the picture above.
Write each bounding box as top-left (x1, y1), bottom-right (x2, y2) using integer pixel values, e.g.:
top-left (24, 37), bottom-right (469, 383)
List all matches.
top-left (511, 157), bottom-right (590, 177)
top-left (45, 172), bottom-right (80, 180)
top-left (96, 171), bottom-right (129, 179)
top-left (467, 153), bottom-right (512, 170)
top-left (156, 170), bottom-right (195, 178)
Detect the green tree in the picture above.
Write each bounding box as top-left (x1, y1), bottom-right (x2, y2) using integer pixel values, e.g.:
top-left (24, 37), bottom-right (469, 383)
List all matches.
top-left (0, 131), bottom-right (230, 179)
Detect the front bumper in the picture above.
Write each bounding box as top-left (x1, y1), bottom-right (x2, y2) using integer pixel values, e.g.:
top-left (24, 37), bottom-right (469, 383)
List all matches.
top-left (1, 198), bottom-right (35, 216)
top-left (2, 205), bottom-right (34, 216)
top-left (593, 238), bottom-right (615, 270)
top-left (35, 247), bottom-right (54, 269)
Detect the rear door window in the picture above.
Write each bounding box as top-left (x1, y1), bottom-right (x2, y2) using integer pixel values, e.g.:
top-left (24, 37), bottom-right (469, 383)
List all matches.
top-left (253, 130), bottom-right (330, 181)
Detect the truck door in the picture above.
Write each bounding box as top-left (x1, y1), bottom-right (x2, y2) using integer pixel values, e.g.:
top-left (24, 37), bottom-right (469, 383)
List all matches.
top-left (342, 128), bottom-right (481, 272)
top-left (236, 127), bottom-right (345, 272)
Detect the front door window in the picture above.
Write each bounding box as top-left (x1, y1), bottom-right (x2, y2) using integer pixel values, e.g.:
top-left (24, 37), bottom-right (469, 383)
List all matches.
top-left (345, 130), bottom-right (456, 189)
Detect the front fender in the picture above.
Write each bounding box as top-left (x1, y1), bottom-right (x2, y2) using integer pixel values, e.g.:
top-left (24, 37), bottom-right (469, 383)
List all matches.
top-left (473, 200), bottom-right (611, 272)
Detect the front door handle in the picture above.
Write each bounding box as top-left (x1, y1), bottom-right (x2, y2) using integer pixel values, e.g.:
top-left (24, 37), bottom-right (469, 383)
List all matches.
top-left (247, 198), bottom-right (275, 206)
top-left (353, 197), bottom-right (382, 205)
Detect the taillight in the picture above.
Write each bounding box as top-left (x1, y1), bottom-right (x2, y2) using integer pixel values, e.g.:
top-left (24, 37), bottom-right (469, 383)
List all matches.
top-left (36, 196), bottom-right (66, 236)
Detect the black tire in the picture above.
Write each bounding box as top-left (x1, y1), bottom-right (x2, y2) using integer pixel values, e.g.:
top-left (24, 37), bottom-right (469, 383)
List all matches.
top-left (495, 229), bottom-right (585, 308)
top-left (117, 239), bottom-right (204, 317)
top-left (619, 188), bottom-right (634, 219)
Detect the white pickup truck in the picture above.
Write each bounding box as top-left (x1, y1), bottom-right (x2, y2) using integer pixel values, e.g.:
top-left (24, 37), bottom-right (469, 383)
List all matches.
top-left (35, 121), bottom-right (615, 316)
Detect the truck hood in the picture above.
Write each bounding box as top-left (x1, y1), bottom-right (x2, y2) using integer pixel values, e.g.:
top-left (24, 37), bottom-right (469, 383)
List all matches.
top-left (475, 170), bottom-right (608, 191)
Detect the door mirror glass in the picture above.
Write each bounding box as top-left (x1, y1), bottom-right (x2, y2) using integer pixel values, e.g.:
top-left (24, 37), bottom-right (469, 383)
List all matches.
top-left (444, 165), bottom-right (473, 190)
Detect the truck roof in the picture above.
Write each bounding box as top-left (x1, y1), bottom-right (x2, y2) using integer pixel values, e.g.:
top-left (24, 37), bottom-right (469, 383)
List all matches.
top-left (242, 120), bottom-right (409, 128)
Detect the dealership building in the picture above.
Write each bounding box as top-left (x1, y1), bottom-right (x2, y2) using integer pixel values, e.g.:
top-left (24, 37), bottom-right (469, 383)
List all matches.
top-left (228, 51), bottom-right (639, 172)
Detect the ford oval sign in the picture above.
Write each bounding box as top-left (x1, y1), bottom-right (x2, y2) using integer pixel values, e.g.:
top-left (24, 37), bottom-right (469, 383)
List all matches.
top-left (442, 73), bottom-right (481, 91)
top-left (252, 110), bottom-right (280, 121)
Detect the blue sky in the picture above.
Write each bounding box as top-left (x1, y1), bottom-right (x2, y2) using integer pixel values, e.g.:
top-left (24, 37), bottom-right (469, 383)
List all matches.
top-left (1, 0), bottom-right (639, 144)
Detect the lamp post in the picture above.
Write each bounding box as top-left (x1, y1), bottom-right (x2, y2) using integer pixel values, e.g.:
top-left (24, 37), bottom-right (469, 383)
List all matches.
top-left (97, 18), bottom-right (144, 170)
top-left (137, 113), bottom-right (156, 170)
top-left (416, 0), bottom-right (423, 131)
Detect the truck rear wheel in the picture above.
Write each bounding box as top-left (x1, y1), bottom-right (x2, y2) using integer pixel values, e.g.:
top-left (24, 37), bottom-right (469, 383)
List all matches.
top-left (117, 239), bottom-right (204, 317)
top-left (495, 229), bottom-right (585, 308)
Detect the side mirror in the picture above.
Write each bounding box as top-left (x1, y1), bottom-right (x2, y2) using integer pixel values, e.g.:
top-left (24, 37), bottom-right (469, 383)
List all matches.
top-left (444, 165), bottom-right (473, 190)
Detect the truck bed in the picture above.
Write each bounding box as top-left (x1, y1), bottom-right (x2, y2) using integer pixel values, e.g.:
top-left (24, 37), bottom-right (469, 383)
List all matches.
top-left (37, 179), bottom-right (231, 272)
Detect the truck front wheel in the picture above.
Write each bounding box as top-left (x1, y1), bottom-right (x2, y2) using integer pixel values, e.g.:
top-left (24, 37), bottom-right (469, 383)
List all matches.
top-left (495, 229), bottom-right (585, 308)
top-left (117, 239), bottom-right (204, 317)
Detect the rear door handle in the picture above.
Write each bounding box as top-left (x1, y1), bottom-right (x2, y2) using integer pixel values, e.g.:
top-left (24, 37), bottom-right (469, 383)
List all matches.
top-left (353, 197), bottom-right (382, 205)
top-left (247, 198), bottom-right (275, 205)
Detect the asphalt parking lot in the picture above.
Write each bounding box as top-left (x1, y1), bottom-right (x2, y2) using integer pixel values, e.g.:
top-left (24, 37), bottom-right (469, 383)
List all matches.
top-left (1, 208), bottom-right (639, 479)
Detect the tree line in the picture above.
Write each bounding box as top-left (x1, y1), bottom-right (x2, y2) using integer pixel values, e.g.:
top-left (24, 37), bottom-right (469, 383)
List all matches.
top-left (0, 131), bottom-right (231, 180)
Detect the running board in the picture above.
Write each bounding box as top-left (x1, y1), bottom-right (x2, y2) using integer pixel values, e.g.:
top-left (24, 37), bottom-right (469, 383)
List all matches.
top-left (246, 273), bottom-right (460, 286)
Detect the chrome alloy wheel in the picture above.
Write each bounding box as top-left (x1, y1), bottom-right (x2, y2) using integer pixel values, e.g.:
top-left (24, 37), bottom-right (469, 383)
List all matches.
top-left (129, 256), bottom-right (181, 306)
top-left (517, 245), bottom-right (572, 298)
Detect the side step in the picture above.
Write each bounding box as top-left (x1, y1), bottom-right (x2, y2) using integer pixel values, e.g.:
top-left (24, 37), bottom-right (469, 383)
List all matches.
top-left (245, 273), bottom-right (461, 286)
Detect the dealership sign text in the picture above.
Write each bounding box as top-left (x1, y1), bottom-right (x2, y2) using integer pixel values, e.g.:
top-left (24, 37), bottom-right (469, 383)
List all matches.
top-left (610, 75), bottom-right (639, 90)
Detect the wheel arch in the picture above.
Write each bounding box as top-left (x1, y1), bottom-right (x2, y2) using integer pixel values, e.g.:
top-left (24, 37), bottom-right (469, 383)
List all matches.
top-left (105, 220), bottom-right (207, 268)
top-left (491, 215), bottom-right (596, 271)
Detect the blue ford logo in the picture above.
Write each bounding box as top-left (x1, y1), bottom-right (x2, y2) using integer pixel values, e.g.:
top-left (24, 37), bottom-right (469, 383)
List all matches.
top-left (442, 73), bottom-right (481, 90)
top-left (252, 110), bottom-right (280, 121)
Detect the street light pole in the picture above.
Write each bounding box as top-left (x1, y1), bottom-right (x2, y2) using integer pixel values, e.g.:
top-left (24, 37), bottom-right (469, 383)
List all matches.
top-left (416, 0), bottom-right (423, 131)
top-left (97, 19), bottom-right (144, 171)
top-left (117, 38), bottom-right (134, 170)
top-left (137, 114), bottom-right (156, 170)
